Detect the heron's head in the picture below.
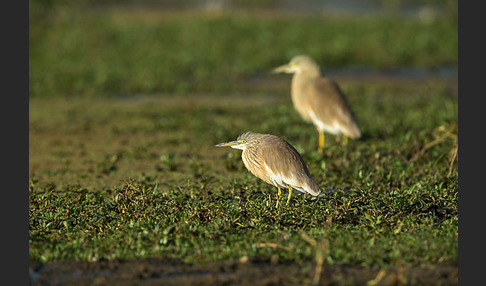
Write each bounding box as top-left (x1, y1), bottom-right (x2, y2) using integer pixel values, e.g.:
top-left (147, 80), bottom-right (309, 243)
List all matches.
top-left (214, 132), bottom-right (261, 151)
top-left (271, 55), bottom-right (320, 76)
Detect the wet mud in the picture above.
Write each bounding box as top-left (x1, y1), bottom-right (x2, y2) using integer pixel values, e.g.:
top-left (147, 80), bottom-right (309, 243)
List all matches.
top-left (30, 258), bottom-right (458, 285)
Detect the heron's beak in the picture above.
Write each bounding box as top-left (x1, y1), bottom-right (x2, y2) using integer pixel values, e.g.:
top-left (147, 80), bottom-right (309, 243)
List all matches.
top-left (214, 141), bottom-right (239, 148)
top-left (271, 64), bottom-right (293, 74)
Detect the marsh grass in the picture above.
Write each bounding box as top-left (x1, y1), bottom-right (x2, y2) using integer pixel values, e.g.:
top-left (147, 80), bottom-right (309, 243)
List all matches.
top-left (29, 4), bottom-right (457, 98)
top-left (29, 78), bottom-right (458, 267)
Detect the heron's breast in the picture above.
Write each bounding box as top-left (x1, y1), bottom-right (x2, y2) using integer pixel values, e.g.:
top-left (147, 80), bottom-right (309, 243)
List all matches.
top-left (241, 150), bottom-right (270, 183)
top-left (291, 77), bottom-right (314, 122)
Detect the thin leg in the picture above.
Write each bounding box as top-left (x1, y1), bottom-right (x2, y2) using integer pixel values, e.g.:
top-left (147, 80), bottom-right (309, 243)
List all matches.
top-left (286, 186), bottom-right (293, 205)
top-left (343, 135), bottom-right (348, 146)
top-left (318, 130), bottom-right (325, 154)
top-left (276, 187), bottom-right (282, 209)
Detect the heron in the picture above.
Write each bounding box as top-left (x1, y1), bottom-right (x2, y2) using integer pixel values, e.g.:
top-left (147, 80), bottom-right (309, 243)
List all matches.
top-left (272, 55), bottom-right (361, 154)
top-left (215, 132), bottom-right (322, 208)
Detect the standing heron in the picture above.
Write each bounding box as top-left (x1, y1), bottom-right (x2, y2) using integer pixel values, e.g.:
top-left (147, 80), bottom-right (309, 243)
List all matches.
top-left (272, 55), bottom-right (361, 154)
top-left (215, 132), bottom-right (322, 208)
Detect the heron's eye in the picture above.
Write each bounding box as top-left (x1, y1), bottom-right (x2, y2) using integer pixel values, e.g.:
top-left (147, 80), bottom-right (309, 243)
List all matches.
top-left (239, 140), bottom-right (246, 144)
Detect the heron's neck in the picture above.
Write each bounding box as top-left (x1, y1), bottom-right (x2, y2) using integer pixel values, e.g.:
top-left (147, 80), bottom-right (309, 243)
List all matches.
top-left (291, 69), bottom-right (319, 93)
top-left (292, 67), bottom-right (320, 87)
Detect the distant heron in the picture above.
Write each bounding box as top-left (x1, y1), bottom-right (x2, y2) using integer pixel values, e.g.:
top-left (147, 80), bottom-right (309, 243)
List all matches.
top-left (273, 55), bottom-right (361, 154)
top-left (215, 132), bottom-right (322, 208)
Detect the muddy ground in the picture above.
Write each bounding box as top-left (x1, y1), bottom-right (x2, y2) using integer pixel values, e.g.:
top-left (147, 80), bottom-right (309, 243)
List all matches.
top-left (30, 258), bottom-right (458, 285)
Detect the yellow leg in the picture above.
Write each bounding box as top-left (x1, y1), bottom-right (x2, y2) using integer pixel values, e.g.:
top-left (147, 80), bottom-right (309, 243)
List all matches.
top-left (276, 187), bottom-right (282, 209)
top-left (318, 130), bottom-right (325, 154)
top-left (286, 186), bottom-right (293, 205)
top-left (343, 135), bottom-right (349, 146)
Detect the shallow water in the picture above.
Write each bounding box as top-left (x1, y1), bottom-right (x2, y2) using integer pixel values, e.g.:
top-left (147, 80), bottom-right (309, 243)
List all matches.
top-left (129, 0), bottom-right (457, 18)
top-left (324, 66), bottom-right (457, 80)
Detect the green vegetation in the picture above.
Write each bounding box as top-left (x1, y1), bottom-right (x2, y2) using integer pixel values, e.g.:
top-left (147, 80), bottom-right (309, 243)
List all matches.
top-left (29, 2), bottom-right (457, 98)
top-left (29, 79), bottom-right (458, 266)
top-left (29, 0), bottom-right (457, 273)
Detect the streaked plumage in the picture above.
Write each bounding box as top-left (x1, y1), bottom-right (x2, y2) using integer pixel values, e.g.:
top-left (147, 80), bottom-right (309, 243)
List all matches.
top-left (272, 55), bottom-right (361, 154)
top-left (215, 132), bottom-right (322, 207)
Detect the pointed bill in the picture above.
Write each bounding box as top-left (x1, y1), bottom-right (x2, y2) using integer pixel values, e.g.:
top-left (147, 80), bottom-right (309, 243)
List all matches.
top-left (271, 64), bottom-right (292, 74)
top-left (214, 141), bottom-right (239, 148)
